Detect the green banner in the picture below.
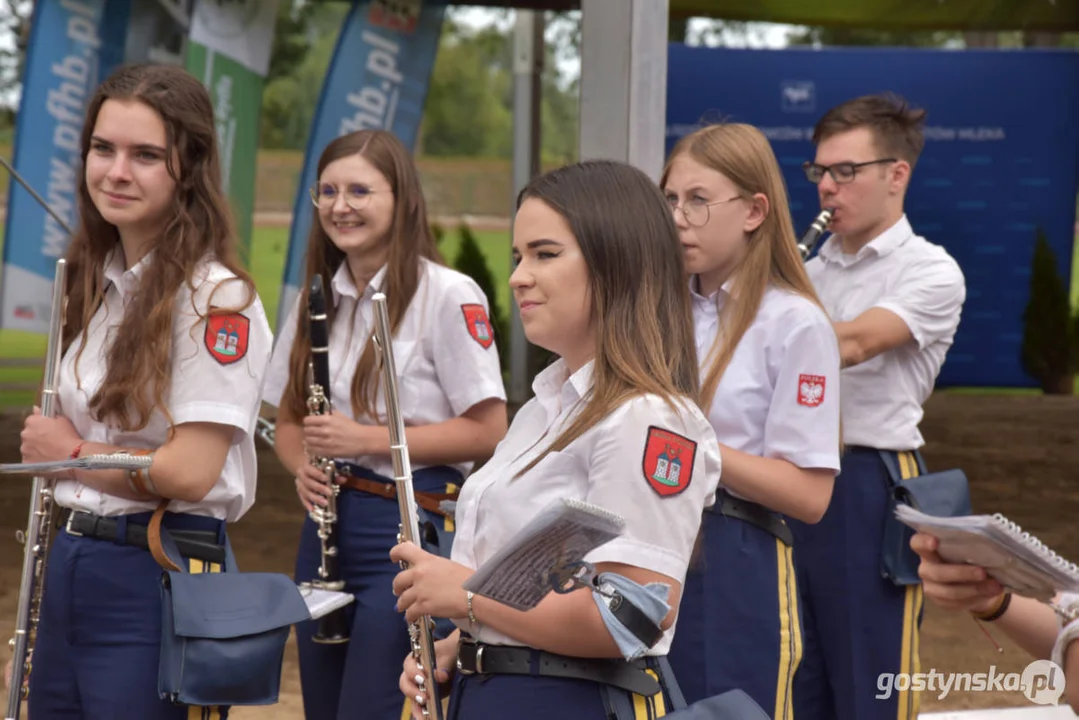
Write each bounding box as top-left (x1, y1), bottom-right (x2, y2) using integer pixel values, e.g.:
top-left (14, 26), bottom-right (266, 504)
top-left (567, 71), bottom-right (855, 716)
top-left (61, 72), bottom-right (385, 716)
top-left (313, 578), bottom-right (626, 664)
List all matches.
top-left (669, 0), bottom-right (1077, 32)
top-left (185, 0), bottom-right (278, 257)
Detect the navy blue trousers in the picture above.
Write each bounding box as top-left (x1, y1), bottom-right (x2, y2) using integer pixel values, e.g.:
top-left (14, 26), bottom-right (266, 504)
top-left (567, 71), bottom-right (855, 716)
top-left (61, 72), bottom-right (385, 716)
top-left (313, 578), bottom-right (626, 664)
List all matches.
top-left (666, 501), bottom-right (801, 720)
top-left (446, 654), bottom-right (681, 720)
top-left (294, 464), bottom-right (461, 720)
top-left (788, 447), bottom-right (925, 720)
top-left (28, 510), bottom-right (228, 719)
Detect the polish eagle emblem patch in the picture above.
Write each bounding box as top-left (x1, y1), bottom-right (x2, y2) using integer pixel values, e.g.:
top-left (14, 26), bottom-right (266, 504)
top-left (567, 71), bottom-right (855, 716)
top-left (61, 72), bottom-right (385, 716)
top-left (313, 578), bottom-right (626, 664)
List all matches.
top-left (798, 374), bottom-right (826, 407)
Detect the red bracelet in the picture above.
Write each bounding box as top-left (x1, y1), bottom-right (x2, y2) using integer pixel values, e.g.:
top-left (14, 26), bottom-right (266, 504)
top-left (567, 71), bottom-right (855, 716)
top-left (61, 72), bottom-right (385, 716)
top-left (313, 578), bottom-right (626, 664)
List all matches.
top-left (67, 442), bottom-right (86, 481)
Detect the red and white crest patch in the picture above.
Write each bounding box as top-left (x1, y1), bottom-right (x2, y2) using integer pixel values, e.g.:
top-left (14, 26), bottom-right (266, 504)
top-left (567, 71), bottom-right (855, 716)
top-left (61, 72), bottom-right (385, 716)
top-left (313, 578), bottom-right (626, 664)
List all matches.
top-left (369, 0), bottom-right (420, 33)
top-left (461, 304), bottom-right (494, 349)
top-left (797, 374), bottom-right (826, 407)
top-left (204, 312), bottom-right (250, 366)
top-left (642, 426), bottom-right (696, 497)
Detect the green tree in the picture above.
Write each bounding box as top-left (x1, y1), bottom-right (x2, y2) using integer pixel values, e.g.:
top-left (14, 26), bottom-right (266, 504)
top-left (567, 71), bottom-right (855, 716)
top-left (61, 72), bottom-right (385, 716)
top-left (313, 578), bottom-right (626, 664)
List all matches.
top-left (259, 4), bottom-right (346, 150)
top-left (421, 19), bottom-right (514, 157)
top-left (1020, 229), bottom-right (1079, 394)
top-left (266, 1), bottom-right (320, 85)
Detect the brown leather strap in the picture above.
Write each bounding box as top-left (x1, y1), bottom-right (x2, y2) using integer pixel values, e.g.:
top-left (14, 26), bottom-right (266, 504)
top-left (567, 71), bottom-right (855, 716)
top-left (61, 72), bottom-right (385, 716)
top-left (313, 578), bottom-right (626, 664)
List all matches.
top-left (147, 499), bottom-right (183, 572)
top-left (338, 474), bottom-right (458, 517)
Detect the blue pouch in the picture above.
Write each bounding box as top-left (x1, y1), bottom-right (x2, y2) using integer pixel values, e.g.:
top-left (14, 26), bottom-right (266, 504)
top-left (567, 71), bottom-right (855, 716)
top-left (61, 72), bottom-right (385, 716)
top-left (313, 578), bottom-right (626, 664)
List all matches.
top-left (149, 504), bottom-right (311, 706)
top-left (879, 451), bottom-right (972, 586)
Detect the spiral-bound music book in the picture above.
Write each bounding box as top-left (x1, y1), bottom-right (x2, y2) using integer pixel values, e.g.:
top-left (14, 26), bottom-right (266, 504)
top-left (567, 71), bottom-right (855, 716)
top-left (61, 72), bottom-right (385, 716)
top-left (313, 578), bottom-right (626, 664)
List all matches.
top-left (463, 497), bottom-right (626, 612)
top-left (895, 505), bottom-right (1079, 601)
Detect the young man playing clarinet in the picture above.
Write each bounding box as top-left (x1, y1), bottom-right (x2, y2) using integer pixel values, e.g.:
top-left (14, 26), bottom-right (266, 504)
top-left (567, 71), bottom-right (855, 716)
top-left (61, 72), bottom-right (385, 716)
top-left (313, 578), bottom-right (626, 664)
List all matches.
top-left (790, 92), bottom-right (967, 720)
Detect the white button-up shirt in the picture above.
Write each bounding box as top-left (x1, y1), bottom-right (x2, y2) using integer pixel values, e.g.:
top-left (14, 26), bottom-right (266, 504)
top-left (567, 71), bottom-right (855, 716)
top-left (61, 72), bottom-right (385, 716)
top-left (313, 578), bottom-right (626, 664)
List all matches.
top-left (54, 247), bottom-right (273, 521)
top-left (806, 215), bottom-right (966, 450)
top-left (450, 359), bottom-right (722, 655)
top-left (692, 281), bottom-right (842, 481)
top-left (263, 258), bottom-right (507, 478)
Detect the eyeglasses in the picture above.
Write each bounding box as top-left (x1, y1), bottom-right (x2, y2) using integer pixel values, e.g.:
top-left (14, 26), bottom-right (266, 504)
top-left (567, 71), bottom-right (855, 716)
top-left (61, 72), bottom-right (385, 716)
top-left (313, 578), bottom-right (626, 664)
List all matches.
top-left (309, 182), bottom-right (383, 211)
top-left (666, 195), bottom-right (742, 228)
top-left (802, 159), bottom-right (897, 185)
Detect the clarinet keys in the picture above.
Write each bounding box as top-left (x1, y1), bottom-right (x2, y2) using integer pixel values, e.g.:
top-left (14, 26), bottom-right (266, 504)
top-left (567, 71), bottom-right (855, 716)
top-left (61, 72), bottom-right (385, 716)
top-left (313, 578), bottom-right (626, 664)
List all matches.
top-left (798, 208), bottom-right (834, 260)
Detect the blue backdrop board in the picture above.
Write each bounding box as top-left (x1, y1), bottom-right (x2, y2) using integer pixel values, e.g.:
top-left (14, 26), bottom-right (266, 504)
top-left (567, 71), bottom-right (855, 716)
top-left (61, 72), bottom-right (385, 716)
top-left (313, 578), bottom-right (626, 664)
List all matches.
top-left (666, 46), bottom-right (1079, 388)
top-left (0, 0), bottom-right (131, 333)
top-left (277, 0), bottom-right (446, 334)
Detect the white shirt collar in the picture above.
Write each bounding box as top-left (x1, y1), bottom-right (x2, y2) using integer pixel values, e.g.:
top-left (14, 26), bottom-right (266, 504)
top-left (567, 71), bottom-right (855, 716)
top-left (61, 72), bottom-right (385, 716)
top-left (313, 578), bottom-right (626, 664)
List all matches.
top-left (330, 261), bottom-right (389, 305)
top-left (532, 357), bottom-right (594, 422)
top-left (102, 243), bottom-right (155, 297)
top-left (819, 214), bottom-right (914, 265)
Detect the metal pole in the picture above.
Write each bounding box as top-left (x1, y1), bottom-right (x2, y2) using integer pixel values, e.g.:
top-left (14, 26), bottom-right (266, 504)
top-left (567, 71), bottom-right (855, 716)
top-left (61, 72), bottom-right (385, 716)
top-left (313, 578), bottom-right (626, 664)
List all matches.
top-left (578, 0), bottom-right (669, 182)
top-left (508, 9), bottom-right (544, 406)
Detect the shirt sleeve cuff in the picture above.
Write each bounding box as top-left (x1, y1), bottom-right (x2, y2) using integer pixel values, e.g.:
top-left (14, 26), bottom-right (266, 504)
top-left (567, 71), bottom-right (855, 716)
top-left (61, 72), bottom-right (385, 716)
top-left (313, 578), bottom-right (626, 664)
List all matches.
top-left (584, 537), bottom-right (687, 585)
top-left (447, 380), bottom-right (509, 417)
top-left (172, 402), bottom-right (255, 435)
top-left (874, 301), bottom-right (926, 349)
top-left (768, 451), bottom-right (842, 473)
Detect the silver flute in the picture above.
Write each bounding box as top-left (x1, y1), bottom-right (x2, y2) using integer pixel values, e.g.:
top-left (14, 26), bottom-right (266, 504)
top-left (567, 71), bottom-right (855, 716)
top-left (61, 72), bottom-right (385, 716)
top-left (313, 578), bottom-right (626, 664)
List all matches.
top-left (7, 259), bottom-right (66, 720)
top-left (798, 208), bottom-right (834, 260)
top-left (372, 292), bottom-right (444, 720)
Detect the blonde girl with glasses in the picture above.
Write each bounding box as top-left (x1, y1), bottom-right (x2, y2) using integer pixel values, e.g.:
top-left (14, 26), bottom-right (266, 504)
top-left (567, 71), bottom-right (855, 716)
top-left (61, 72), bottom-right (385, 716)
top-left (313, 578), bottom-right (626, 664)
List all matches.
top-left (261, 129), bottom-right (508, 720)
top-left (660, 123), bottom-right (842, 720)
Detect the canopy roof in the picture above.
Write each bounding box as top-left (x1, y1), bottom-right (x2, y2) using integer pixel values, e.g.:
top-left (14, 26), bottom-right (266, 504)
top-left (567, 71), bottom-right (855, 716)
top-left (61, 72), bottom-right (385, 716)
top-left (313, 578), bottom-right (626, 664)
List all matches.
top-left (459, 0), bottom-right (1079, 32)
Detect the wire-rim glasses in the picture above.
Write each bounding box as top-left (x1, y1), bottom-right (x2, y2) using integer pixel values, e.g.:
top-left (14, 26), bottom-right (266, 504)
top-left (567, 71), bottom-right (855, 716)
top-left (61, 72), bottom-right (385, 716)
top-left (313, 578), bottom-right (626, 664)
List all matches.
top-left (309, 183), bottom-right (380, 211)
top-left (667, 195), bottom-right (743, 228)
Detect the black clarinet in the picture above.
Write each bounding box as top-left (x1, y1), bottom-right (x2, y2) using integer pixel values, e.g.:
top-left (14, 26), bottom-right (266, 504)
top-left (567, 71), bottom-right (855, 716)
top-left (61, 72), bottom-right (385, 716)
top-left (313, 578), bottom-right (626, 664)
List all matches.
top-left (798, 208), bottom-right (834, 261)
top-left (303, 274), bottom-right (350, 644)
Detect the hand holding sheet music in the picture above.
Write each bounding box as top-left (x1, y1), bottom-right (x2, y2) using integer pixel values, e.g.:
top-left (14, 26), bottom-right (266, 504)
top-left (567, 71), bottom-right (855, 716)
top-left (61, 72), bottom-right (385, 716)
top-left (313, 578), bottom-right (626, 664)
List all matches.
top-left (895, 504), bottom-right (1079, 602)
top-left (462, 497), bottom-right (626, 612)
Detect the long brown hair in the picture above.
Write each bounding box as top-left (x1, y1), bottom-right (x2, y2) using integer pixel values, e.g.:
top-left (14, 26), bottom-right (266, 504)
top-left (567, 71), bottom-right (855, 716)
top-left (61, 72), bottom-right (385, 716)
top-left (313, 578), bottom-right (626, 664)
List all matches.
top-left (63, 63), bottom-right (254, 431)
top-left (661, 123), bottom-right (829, 411)
top-left (278, 130), bottom-right (443, 424)
top-left (517, 160), bottom-right (699, 475)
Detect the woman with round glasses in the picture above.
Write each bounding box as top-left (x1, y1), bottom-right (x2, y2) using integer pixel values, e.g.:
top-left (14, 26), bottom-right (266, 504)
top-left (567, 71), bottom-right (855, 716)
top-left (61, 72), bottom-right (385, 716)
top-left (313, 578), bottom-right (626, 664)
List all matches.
top-left (660, 122), bottom-right (842, 719)
top-left (261, 129), bottom-right (509, 720)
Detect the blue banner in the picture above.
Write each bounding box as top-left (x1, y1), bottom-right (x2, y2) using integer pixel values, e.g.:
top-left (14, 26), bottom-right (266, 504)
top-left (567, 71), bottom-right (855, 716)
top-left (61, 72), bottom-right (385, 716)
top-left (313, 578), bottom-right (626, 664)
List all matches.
top-left (666, 47), bottom-right (1079, 388)
top-left (277, 0), bottom-right (445, 332)
top-left (0, 0), bottom-right (131, 332)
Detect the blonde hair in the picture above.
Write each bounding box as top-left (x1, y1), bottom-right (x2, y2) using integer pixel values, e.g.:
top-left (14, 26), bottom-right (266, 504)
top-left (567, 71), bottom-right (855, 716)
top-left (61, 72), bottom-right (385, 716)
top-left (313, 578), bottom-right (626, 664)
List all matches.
top-left (661, 123), bottom-right (830, 411)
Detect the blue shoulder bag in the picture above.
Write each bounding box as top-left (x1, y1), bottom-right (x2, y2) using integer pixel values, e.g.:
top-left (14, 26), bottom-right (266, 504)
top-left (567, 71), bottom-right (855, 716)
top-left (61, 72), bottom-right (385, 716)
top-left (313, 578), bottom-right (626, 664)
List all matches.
top-left (148, 503), bottom-right (312, 707)
top-left (879, 451), bottom-right (972, 586)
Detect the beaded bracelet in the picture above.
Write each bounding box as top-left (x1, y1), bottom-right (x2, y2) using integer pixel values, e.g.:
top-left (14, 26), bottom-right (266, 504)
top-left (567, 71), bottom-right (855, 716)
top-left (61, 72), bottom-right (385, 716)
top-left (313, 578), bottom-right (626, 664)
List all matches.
top-left (466, 590), bottom-right (478, 630)
top-left (972, 592), bottom-right (1012, 623)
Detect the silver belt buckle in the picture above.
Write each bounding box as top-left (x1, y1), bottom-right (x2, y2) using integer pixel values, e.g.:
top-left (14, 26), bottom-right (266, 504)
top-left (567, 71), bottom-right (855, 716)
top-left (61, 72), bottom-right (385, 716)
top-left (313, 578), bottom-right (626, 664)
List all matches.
top-left (456, 642), bottom-right (483, 675)
top-left (64, 511), bottom-right (84, 537)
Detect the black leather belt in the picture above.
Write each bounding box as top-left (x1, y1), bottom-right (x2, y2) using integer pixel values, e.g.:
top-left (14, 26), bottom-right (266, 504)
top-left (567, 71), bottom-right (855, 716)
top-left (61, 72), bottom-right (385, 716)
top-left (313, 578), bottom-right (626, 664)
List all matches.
top-left (712, 491), bottom-right (794, 547)
top-left (61, 510), bottom-right (227, 565)
top-left (455, 638), bottom-right (661, 697)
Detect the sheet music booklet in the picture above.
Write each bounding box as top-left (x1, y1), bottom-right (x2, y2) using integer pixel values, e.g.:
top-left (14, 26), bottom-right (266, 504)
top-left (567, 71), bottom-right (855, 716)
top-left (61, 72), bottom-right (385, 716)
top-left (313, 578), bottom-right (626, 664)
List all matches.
top-left (463, 497), bottom-right (626, 612)
top-left (895, 504), bottom-right (1079, 601)
top-left (299, 586), bottom-right (354, 620)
